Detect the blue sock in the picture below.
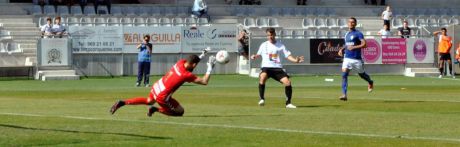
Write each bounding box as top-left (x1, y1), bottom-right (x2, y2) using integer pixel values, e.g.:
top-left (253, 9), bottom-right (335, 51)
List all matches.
top-left (358, 72), bottom-right (373, 84)
top-left (342, 72), bottom-right (349, 95)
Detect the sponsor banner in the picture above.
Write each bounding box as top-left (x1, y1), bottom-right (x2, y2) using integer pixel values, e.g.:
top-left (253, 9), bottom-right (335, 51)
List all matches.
top-left (123, 27), bottom-right (182, 53)
top-left (39, 38), bottom-right (70, 66)
top-left (362, 38), bottom-right (382, 64)
top-left (406, 38), bottom-right (434, 63)
top-left (309, 39), bottom-right (344, 63)
top-left (382, 38), bottom-right (406, 64)
top-left (181, 25), bottom-right (238, 53)
top-left (69, 26), bottom-right (124, 53)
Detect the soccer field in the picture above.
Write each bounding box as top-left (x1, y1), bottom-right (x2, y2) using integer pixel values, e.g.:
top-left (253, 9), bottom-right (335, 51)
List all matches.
top-left (1, 75), bottom-right (460, 146)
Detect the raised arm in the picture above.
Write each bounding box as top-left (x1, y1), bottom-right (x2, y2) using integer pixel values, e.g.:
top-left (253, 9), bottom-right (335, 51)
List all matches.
top-left (192, 56), bottom-right (216, 85)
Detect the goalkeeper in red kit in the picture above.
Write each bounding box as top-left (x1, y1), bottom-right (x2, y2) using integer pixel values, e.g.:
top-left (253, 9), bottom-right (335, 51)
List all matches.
top-left (110, 48), bottom-right (215, 117)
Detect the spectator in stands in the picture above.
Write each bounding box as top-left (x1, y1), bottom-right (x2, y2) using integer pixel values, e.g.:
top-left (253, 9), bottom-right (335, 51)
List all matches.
top-left (238, 29), bottom-right (249, 60)
top-left (238, 0), bottom-right (260, 5)
top-left (136, 35), bottom-right (153, 87)
top-left (297, 0), bottom-right (307, 5)
top-left (94, 0), bottom-right (111, 14)
top-left (397, 20), bottom-right (412, 38)
top-left (52, 16), bottom-right (67, 38)
top-left (79, 0), bottom-right (87, 13)
top-left (41, 17), bottom-right (54, 38)
top-left (381, 6), bottom-right (392, 28)
top-left (192, 0), bottom-right (211, 21)
top-left (52, 0), bottom-right (65, 12)
top-left (38, 0), bottom-right (46, 14)
top-left (377, 24), bottom-right (391, 38)
top-left (434, 28), bottom-right (454, 78)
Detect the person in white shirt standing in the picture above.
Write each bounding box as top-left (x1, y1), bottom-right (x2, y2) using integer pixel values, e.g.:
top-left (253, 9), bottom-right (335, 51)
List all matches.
top-left (250, 27), bottom-right (305, 108)
top-left (377, 24), bottom-right (391, 38)
top-left (52, 16), bottom-right (67, 38)
top-left (192, 0), bottom-right (210, 21)
top-left (41, 17), bottom-right (53, 38)
top-left (381, 6), bottom-right (392, 29)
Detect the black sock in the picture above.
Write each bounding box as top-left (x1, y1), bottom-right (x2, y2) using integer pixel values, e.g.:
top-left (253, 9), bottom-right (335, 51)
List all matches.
top-left (259, 84), bottom-right (265, 100)
top-left (439, 67), bottom-right (444, 75)
top-left (285, 85), bottom-right (292, 105)
top-left (449, 64), bottom-right (453, 75)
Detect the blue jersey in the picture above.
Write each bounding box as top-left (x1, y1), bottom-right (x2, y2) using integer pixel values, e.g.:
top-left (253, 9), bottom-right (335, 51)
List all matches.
top-left (344, 29), bottom-right (364, 60)
top-left (138, 43), bottom-right (152, 62)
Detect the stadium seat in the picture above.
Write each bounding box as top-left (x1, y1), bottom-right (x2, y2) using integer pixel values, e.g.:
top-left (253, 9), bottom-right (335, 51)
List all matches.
top-left (97, 6), bottom-right (109, 15)
top-left (328, 30), bottom-right (338, 38)
top-left (243, 17), bottom-right (256, 28)
top-left (337, 18), bottom-right (347, 29)
top-left (316, 29), bottom-right (327, 39)
top-left (338, 30), bottom-right (347, 38)
top-left (67, 17), bottom-right (80, 26)
top-left (120, 17), bottom-right (133, 26)
top-left (6, 42), bottom-right (21, 53)
top-left (314, 17), bottom-right (327, 29)
top-left (281, 7), bottom-right (294, 17)
top-left (306, 30), bottom-right (316, 39)
top-left (159, 18), bottom-right (172, 26)
top-left (107, 17), bottom-right (119, 26)
top-left (56, 6), bottom-right (69, 16)
top-left (268, 18), bottom-right (279, 27)
top-left (294, 8), bottom-right (306, 17)
top-left (293, 30), bottom-right (304, 39)
top-left (111, 6), bottom-right (122, 16)
top-left (44, 5), bottom-right (55, 15)
top-left (269, 7), bottom-right (281, 17)
top-left (70, 6), bottom-right (83, 16)
top-left (256, 17), bottom-right (268, 28)
top-left (32, 5), bottom-right (42, 15)
top-left (84, 6), bottom-right (96, 16)
top-left (177, 6), bottom-right (189, 17)
top-left (94, 17), bottom-right (106, 26)
top-left (326, 17), bottom-right (338, 29)
top-left (133, 17), bottom-right (146, 26)
top-left (138, 7), bottom-right (151, 16)
top-left (316, 8), bottom-right (328, 17)
top-left (426, 16), bottom-right (438, 27)
top-left (279, 29), bottom-right (292, 39)
top-left (38, 17), bottom-right (46, 26)
top-left (146, 17), bottom-right (158, 27)
top-left (198, 18), bottom-right (209, 26)
top-left (123, 7), bottom-right (136, 16)
top-left (80, 17), bottom-right (93, 26)
top-left (415, 17), bottom-right (427, 28)
top-left (0, 30), bottom-right (12, 41)
top-left (184, 17), bottom-right (197, 26)
top-left (302, 17), bottom-right (315, 29)
top-left (0, 42), bottom-right (5, 53)
top-left (449, 17), bottom-right (459, 25)
top-left (392, 17), bottom-right (403, 29)
top-left (172, 17), bottom-right (184, 26)
top-left (163, 7), bottom-right (177, 17)
top-left (438, 17), bottom-right (449, 27)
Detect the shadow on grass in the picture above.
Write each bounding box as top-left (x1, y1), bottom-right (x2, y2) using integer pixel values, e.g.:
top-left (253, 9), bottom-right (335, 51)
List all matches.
top-left (185, 114), bottom-right (283, 118)
top-left (0, 123), bottom-right (171, 140)
top-left (297, 105), bottom-right (341, 108)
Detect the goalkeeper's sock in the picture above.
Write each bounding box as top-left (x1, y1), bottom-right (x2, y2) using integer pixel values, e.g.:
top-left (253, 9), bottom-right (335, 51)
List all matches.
top-left (125, 97), bottom-right (149, 105)
top-left (285, 85), bottom-right (292, 105)
top-left (358, 72), bottom-right (373, 84)
top-left (259, 84), bottom-right (265, 100)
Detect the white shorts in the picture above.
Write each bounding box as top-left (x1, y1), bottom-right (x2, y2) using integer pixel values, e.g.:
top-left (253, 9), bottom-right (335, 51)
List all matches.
top-left (342, 58), bottom-right (365, 73)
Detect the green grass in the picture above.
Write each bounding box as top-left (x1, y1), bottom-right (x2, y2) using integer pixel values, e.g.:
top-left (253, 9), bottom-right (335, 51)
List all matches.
top-left (1, 75), bottom-right (460, 146)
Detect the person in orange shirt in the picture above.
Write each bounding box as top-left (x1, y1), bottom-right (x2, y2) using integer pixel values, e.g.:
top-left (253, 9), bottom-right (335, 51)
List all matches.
top-left (455, 43), bottom-right (460, 75)
top-left (434, 28), bottom-right (454, 78)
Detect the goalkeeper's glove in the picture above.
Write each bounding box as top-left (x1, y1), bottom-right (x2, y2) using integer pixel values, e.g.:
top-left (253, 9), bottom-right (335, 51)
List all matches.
top-left (199, 47), bottom-right (211, 59)
top-left (206, 56), bottom-right (216, 74)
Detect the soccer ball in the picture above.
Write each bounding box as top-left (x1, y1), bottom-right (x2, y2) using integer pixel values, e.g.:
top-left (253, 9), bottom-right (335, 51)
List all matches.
top-left (215, 50), bottom-right (230, 64)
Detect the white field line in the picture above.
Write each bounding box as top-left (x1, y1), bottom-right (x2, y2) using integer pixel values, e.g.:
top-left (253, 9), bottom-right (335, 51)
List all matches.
top-left (428, 77), bottom-right (460, 81)
top-left (1, 112), bottom-right (460, 143)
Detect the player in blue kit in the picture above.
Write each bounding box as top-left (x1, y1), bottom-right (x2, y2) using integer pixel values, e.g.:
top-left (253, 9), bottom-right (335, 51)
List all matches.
top-left (338, 17), bottom-right (374, 101)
